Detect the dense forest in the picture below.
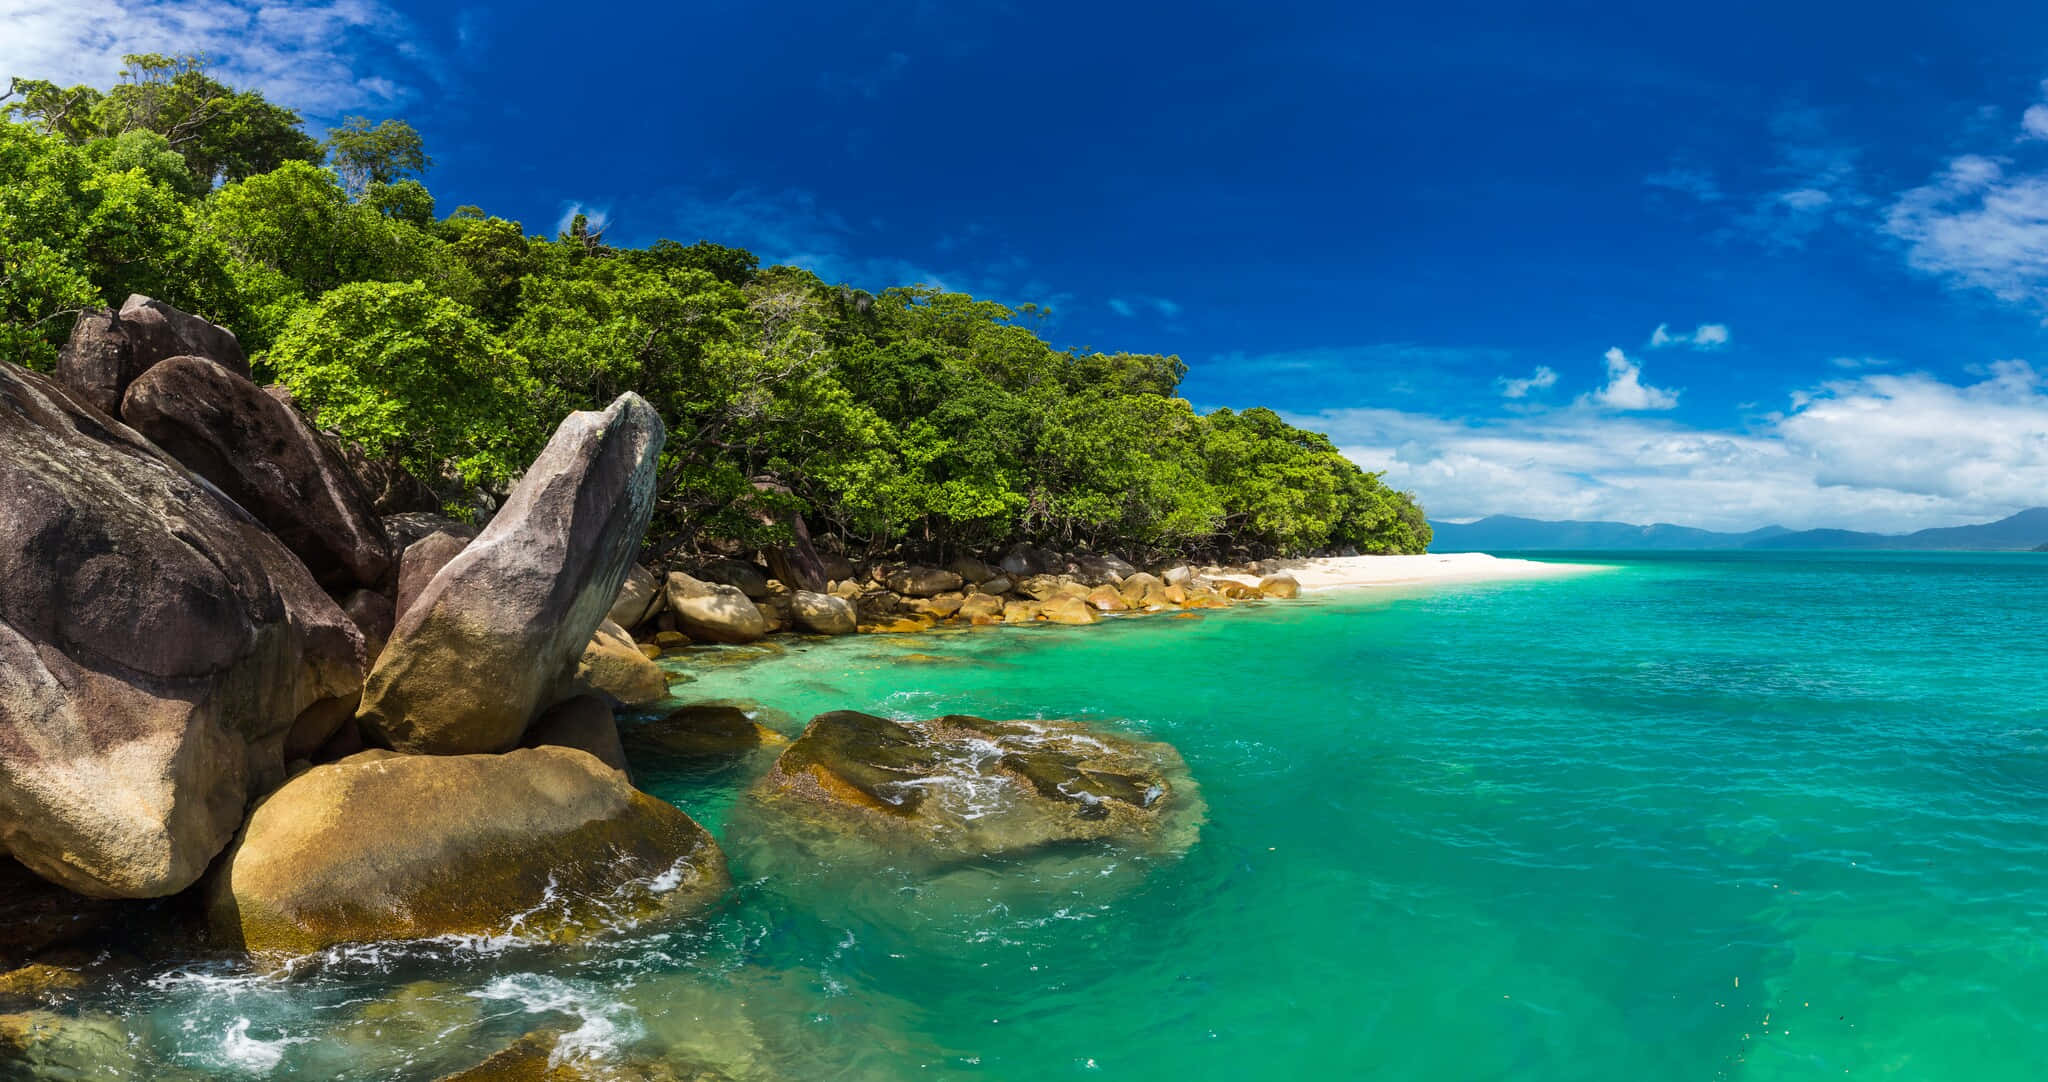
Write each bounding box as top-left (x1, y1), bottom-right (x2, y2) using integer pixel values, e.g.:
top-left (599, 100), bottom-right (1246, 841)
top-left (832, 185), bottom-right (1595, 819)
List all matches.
top-left (0, 57), bottom-right (1429, 561)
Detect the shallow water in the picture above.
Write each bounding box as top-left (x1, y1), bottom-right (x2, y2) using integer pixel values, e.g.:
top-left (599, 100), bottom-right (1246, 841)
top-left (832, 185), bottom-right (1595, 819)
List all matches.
top-left (31, 551), bottom-right (2048, 1079)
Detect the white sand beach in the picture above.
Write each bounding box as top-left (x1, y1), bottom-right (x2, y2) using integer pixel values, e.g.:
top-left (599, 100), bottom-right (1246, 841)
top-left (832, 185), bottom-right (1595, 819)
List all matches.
top-left (1219, 552), bottom-right (1608, 592)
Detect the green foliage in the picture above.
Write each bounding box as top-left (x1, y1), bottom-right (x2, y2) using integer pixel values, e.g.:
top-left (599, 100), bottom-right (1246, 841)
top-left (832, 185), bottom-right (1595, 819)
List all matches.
top-left (0, 60), bottom-right (1430, 557)
top-left (269, 281), bottom-right (538, 489)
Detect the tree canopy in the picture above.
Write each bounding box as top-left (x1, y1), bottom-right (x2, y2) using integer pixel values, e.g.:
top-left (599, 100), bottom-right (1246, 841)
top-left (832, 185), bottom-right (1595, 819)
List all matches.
top-left (0, 61), bottom-right (1428, 559)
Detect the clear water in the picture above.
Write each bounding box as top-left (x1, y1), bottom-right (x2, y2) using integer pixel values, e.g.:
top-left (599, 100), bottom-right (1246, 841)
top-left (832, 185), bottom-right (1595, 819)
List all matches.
top-left (44, 552), bottom-right (2048, 1079)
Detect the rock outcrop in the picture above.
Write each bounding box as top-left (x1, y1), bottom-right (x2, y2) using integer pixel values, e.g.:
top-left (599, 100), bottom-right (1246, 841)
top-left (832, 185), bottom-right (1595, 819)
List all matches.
top-left (121, 355), bottom-right (393, 592)
top-left (0, 364), bottom-right (363, 898)
top-left (560, 619), bottom-right (670, 706)
top-left (209, 747), bottom-right (728, 954)
top-left (54, 296), bottom-right (248, 417)
top-left (747, 711), bottom-right (1202, 862)
top-left (885, 566), bottom-right (964, 598)
top-left (358, 394), bottom-right (664, 754)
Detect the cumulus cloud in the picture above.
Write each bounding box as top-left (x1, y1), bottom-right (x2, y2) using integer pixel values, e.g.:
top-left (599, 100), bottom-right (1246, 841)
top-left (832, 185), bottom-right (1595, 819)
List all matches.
top-left (2025, 103), bottom-right (2048, 141)
top-left (1581, 347), bottom-right (1679, 410)
top-left (1287, 363), bottom-right (2048, 532)
top-left (1497, 365), bottom-right (1558, 398)
top-left (0, 0), bottom-right (427, 114)
top-left (1648, 322), bottom-right (1730, 349)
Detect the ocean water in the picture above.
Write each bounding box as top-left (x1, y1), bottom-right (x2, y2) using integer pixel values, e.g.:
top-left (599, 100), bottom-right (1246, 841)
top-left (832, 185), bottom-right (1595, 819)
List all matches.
top-left (40, 552), bottom-right (2048, 1079)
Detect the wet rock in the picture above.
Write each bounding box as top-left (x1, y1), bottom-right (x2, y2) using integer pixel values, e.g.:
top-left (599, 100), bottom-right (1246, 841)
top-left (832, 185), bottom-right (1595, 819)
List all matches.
top-left (523, 695), bottom-right (628, 775)
top-left (790, 591), bottom-right (857, 635)
top-left (1259, 573), bottom-right (1302, 598)
top-left (395, 530), bottom-right (470, 619)
top-left (0, 963), bottom-right (85, 1007)
top-left (121, 356), bottom-right (393, 592)
top-left (664, 573), bottom-right (768, 644)
top-left (1001, 599), bottom-right (1040, 624)
top-left (0, 364), bottom-right (364, 898)
top-left (359, 394), bottom-right (664, 755)
top-left (606, 563), bottom-right (664, 630)
top-left (885, 566), bottom-right (963, 598)
top-left (1214, 579), bottom-right (1261, 600)
top-left (0, 1010), bottom-right (145, 1079)
top-left (623, 705), bottom-right (777, 764)
top-left (560, 619), bottom-right (670, 706)
top-left (210, 747), bottom-right (727, 954)
top-left (746, 712), bottom-right (1203, 862)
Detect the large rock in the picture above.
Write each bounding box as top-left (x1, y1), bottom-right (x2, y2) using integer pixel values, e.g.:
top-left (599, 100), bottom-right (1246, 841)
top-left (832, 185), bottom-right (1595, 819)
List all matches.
top-left (523, 695), bottom-right (628, 775)
top-left (790, 591), bottom-right (857, 635)
top-left (622, 705), bottom-right (776, 765)
top-left (947, 555), bottom-right (997, 585)
top-left (121, 356), bottom-right (393, 592)
top-left (885, 566), bottom-right (964, 598)
top-left (395, 530), bottom-right (470, 618)
top-left (1258, 573), bottom-right (1302, 598)
top-left (607, 563), bottom-right (665, 630)
top-left (209, 747), bottom-right (728, 954)
top-left (747, 712), bottom-right (1202, 861)
top-left (54, 296), bottom-right (248, 417)
top-left (381, 511), bottom-right (473, 552)
top-left (559, 619), bottom-right (670, 706)
top-left (693, 558), bottom-right (771, 599)
top-left (664, 573), bottom-right (768, 644)
top-left (1072, 553), bottom-right (1136, 585)
top-left (0, 364), bottom-right (363, 898)
top-left (358, 394), bottom-right (665, 755)
top-left (998, 543), bottom-right (1056, 578)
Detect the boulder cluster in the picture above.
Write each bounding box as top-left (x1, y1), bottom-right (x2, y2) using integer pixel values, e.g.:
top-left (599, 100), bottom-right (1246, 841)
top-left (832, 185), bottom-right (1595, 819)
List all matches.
top-left (615, 540), bottom-right (1304, 648)
top-left (1, 298), bottom-right (722, 958)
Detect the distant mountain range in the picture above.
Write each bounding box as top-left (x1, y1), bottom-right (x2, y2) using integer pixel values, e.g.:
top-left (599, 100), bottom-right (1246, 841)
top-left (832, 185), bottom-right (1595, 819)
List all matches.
top-left (1430, 508), bottom-right (2048, 552)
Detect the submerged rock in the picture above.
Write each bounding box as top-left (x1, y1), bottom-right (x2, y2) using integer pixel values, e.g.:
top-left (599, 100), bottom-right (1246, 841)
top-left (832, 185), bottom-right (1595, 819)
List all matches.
top-left (0, 364), bottom-right (364, 898)
top-left (359, 394), bottom-right (664, 754)
top-left (623, 705), bottom-right (778, 765)
top-left (745, 711), bottom-right (1202, 863)
top-left (209, 747), bottom-right (728, 954)
top-left (121, 355), bottom-right (393, 593)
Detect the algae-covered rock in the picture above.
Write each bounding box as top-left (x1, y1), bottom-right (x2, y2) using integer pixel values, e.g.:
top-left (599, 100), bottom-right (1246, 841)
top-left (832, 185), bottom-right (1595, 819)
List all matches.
top-left (0, 1010), bottom-right (146, 1079)
top-left (745, 711), bottom-right (1202, 862)
top-left (210, 747), bottom-right (727, 954)
top-left (622, 705), bottom-right (780, 766)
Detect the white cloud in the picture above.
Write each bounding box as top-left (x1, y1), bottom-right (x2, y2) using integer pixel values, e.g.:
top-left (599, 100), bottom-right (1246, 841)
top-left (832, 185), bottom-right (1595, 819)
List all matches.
top-left (1887, 150), bottom-right (2048, 307)
top-left (2024, 103), bottom-right (2048, 141)
top-left (1151, 297), bottom-right (1183, 318)
top-left (1581, 347), bottom-right (1679, 410)
top-left (0, 0), bottom-right (426, 114)
top-left (1497, 365), bottom-right (1557, 398)
top-left (1285, 363), bottom-right (2048, 532)
top-left (1648, 322), bottom-right (1730, 350)
top-left (1107, 298), bottom-right (1135, 317)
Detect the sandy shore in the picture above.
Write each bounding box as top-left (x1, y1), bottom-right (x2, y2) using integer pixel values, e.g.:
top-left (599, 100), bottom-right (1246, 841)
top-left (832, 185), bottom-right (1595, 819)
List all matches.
top-left (1218, 552), bottom-right (1608, 592)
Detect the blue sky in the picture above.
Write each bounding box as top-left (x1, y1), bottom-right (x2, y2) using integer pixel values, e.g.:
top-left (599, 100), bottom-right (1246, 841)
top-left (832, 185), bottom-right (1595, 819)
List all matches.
top-left (9, 0), bottom-right (2048, 530)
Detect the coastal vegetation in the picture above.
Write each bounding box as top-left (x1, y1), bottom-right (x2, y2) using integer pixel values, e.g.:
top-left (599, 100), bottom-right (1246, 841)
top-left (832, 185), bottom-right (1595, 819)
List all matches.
top-left (0, 57), bottom-right (1428, 563)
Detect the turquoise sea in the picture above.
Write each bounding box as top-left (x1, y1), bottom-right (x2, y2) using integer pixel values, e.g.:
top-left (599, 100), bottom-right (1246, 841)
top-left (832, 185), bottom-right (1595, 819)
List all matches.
top-left (61, 552), bottom-right (2048, 1079)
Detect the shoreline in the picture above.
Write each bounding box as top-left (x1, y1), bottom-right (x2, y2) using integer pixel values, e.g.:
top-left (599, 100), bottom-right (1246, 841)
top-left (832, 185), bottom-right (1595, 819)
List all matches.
top-left (1214, 551), bottom-right (1611, 593)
